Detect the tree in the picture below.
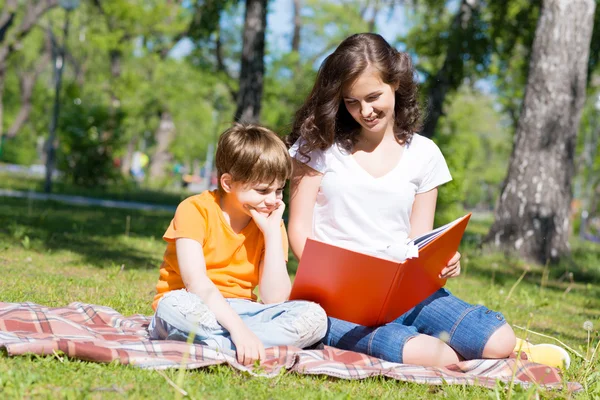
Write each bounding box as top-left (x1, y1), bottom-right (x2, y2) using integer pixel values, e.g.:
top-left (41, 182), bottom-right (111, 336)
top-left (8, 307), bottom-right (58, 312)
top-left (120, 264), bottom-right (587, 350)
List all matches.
top-left (486, 0), bottom-right (596, 264)
top-left (404, 0), bottom-right (491, 139)
top-left (0, 0), bottom-right (58, 144)
top-left (234, 0), bottom-right (267, 123)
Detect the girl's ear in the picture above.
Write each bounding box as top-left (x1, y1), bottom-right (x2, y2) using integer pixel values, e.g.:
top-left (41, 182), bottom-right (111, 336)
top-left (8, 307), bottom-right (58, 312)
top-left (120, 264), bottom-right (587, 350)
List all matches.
top-left (220, 173), bottom-right (233, 193)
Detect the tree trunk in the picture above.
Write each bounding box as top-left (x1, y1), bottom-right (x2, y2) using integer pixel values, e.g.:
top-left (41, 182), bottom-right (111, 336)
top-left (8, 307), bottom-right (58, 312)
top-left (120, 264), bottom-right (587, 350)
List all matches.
top-left (291, 0), bottom-right (301, 52)
top-left (421, 0), bottom-right (476, 139)
top-left (0, 58), bottom-right (5, 141)
top-left (120, 137), bottom-right (136, 176)
top-left (234, 0), bottom-right (267, 123)
top-left (486, 0), bottom-right (595, 264)
top-left (6, 41), bottom-right (51, 138)
top-left (0, 0), bottom-right (58, 143)
top-left (367, 0), bottom-right (381, 33)
top-left (149, 112), bottom-right (175, 180)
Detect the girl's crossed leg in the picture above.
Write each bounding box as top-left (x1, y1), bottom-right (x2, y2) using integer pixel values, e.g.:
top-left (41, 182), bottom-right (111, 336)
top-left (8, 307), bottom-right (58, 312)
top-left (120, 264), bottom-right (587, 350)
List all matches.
top-left (324, 288), bottom-right (516, 366)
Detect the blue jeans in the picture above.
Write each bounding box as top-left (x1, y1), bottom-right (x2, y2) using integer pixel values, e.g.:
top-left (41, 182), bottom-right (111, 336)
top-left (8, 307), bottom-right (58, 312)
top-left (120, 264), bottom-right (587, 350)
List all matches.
top-left (149, 289), bottom-right (328, 355)
top-left (324, 288), bottom-right (507, 363)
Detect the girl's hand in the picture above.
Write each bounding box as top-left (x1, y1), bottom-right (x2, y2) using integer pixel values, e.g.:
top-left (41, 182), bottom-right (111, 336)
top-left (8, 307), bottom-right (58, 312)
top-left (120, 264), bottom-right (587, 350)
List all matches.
top-left (439, 251), bottom-right (461, 279)
top-left (248, 200), bottom-right (285, 238)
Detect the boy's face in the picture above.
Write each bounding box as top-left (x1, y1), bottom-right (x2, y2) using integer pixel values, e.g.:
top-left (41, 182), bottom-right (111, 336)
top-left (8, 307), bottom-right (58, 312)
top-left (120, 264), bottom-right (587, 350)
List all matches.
top-left (224, 178), bottom-right (285, 217)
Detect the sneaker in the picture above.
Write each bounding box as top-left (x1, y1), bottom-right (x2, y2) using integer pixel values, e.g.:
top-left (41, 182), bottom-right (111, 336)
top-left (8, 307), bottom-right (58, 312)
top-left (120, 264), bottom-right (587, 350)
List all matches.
top-left (514, 338), bottom-right (571, 369)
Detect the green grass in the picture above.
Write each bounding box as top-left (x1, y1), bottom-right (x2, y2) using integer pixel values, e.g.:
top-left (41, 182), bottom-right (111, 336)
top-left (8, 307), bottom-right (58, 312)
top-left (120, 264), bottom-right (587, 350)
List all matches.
top-left (1, 196), bottom-right (600, 398)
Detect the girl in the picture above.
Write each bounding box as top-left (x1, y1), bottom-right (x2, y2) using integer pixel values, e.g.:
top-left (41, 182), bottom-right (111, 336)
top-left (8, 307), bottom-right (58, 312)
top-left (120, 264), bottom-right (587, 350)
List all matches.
top-left (286, 33), bottom-right (517, 367)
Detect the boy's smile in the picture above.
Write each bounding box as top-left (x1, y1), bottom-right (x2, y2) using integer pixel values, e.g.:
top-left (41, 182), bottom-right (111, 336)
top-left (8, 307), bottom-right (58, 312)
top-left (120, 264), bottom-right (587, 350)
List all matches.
top-left (220, 174), bottom-right (285, 220)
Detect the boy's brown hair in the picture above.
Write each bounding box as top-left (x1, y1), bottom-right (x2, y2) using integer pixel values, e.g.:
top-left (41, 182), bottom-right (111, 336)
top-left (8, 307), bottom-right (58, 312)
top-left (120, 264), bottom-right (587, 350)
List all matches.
top-left (216, 123), bottom-right (292, 190)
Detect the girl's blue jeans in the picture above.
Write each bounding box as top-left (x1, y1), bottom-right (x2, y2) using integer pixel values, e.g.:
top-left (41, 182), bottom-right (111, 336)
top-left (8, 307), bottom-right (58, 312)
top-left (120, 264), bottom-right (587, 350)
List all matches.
top-left (148, 289), bottom-right (328, 355)
top-left (324, 288), bottom-right (507, 363)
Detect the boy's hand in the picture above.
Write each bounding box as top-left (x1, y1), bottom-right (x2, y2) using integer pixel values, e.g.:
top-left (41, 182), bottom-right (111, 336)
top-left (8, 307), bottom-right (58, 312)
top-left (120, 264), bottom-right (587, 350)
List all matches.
top-left (247, 200), bottom-right (285, 237)
top-left (439, 251), bottom-right (461, 279)
top-left (230, 325), bottom-right (266, 365)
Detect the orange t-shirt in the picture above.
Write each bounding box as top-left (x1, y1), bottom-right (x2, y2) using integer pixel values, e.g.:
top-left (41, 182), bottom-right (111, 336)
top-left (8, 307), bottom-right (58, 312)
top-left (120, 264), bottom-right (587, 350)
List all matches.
top-left (152, 190), bottom-right (289, 311)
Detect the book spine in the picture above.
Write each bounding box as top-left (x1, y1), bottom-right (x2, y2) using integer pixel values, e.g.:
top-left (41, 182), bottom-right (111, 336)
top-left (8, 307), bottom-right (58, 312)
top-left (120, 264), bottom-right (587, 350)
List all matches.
top-left (376, 261), bottom-right (406, 326)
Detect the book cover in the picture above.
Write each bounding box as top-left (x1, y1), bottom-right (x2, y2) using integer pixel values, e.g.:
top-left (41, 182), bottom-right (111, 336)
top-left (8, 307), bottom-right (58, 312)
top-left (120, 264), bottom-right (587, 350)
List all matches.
top-left (289, 213), bottom-right (472, 326)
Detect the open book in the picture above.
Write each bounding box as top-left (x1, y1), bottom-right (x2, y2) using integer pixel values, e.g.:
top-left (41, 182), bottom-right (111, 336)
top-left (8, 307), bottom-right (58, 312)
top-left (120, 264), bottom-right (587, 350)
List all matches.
top-left (289, 214), bottom-right (471, 327)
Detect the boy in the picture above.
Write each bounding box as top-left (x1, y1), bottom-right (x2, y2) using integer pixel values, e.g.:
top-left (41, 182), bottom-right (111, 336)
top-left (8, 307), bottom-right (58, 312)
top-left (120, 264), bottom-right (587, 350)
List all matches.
top-left (149, 123), bottom-right (328, 365)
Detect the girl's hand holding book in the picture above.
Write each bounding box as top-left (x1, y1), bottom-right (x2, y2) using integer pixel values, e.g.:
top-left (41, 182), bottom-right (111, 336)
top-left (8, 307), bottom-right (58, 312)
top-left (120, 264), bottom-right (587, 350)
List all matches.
top-left (439, 251), bottom-right (461, 279)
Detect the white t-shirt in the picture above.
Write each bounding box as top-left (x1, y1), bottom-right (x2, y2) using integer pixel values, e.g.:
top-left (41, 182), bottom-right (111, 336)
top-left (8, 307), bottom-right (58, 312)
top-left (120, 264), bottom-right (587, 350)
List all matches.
top-left (289, 134), bottom-right (452, 255)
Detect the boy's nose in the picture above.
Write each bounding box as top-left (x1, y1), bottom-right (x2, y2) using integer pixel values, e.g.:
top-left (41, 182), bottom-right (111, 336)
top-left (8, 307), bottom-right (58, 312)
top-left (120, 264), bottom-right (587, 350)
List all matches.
top-left (264, 192), bottom-right (277, 205)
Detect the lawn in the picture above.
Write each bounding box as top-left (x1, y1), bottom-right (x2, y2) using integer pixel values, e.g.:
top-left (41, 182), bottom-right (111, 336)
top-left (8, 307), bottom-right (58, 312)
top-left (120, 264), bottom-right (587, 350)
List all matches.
top-left (1, 195), bottom-right (600, 399)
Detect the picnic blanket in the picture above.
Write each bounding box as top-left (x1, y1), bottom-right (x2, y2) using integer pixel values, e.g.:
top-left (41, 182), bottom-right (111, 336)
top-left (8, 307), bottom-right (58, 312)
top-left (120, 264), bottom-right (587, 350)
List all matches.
top-left (0, 301), bottom-right (581, 392)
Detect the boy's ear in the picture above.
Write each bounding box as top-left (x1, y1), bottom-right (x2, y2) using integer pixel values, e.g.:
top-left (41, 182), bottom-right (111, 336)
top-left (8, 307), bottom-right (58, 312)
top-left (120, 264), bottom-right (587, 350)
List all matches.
top-left (220, 173), bottom-right (233, 193)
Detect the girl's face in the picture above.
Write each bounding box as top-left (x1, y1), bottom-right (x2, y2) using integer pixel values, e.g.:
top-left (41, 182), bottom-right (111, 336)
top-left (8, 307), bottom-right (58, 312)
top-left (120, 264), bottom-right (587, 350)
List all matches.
top-left (342, 68), bottom-right (397, 136)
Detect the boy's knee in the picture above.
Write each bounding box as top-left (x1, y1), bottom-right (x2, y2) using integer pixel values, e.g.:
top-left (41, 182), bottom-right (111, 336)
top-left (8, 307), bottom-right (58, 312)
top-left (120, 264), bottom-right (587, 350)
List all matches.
top-left (291, 301), bottom-right (328, 346)
top-left (158, 289), bottom-right (220, 331)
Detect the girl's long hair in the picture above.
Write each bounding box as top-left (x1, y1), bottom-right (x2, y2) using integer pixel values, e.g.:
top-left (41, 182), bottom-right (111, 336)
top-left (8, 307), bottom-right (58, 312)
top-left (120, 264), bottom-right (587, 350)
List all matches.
top-left (287, 33), bottom-right (421, 162)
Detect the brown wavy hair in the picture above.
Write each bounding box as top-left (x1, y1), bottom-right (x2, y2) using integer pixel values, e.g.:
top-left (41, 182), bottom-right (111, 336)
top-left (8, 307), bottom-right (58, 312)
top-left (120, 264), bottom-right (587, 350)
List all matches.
top-left (287, 33), bottom-right (421, 162)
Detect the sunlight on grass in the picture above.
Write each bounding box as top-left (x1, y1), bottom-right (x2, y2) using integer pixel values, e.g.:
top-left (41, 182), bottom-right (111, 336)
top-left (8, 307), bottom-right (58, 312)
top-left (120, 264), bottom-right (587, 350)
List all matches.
top-left (1, 197), bottom-right (600, 398)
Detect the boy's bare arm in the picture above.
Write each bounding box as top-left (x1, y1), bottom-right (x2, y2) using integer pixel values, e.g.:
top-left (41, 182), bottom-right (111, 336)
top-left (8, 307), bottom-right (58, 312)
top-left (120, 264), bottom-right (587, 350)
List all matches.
top-left (248, 202), bottom-right (292, 303)
top-left (175, 238), bottom-right (266, 364)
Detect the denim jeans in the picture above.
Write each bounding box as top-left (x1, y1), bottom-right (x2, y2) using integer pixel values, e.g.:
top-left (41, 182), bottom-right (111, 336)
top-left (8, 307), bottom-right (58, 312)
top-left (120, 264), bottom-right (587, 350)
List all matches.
top-left (149, 289), bottom-right (328, 355)
top-left (324, 288), bottom-right (507, 363)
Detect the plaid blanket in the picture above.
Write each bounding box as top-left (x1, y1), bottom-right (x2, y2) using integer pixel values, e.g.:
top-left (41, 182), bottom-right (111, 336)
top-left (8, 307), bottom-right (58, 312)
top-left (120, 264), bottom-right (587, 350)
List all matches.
top-left (0, 302), bottom-right (581, 392)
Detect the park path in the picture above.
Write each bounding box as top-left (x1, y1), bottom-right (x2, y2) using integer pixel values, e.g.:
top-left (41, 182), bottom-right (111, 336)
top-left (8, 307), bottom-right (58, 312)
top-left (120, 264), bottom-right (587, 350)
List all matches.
top-left (0, 189), bottom-right (176, 213)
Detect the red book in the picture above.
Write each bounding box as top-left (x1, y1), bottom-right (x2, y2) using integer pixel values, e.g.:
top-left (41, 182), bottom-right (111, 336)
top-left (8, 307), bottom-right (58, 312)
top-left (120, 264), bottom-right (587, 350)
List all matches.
top-left (289, 214), bottom-right (472, 326)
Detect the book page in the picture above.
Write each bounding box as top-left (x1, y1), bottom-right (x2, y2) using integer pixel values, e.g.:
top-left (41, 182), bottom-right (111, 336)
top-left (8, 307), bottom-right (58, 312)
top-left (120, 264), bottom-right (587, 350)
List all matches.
top-left (411, 215), bottom-right (466, 249)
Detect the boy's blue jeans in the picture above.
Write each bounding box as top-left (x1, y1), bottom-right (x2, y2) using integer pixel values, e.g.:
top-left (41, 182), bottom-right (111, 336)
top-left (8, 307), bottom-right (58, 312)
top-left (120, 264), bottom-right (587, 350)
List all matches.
top-left (149, 289), bottom-right (328, 354)
top-left (324, 288), bottom-right (507, 363)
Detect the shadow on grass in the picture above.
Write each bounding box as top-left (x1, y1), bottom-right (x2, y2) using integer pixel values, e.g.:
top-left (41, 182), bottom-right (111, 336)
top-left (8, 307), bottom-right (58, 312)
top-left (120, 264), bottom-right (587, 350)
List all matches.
top-left (0, 197), bottom-right (171, 269)
top-left (0, 172), bottom-right (187, 206)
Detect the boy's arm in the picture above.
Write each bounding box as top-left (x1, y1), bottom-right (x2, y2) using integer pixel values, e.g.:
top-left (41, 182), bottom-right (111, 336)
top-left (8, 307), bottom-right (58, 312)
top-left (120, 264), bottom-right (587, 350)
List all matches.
top-left (248, 202), bottom-right (291, 303)
top-left (257, 227), bottom-right (291, 303)
top-left (176, 238), bottom-right (266, 364)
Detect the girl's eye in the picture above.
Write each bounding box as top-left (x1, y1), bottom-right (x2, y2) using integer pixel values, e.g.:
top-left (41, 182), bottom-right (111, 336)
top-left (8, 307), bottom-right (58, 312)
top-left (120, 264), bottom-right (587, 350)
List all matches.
top-left (344, 99), bottom-right (357, 105)
top-left (367, 95), bottom-right (381, 101)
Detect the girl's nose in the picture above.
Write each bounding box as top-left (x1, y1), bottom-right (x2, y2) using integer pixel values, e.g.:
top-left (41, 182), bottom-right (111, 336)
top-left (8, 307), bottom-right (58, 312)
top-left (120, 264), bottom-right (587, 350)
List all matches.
top-left (361, 102), bottom-right (373, 117)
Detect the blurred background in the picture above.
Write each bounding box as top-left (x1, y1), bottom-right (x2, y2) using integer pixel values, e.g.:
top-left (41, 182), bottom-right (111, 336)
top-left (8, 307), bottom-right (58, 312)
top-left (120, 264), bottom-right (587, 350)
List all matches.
top-left (0, 0), bottom-right (599, 263)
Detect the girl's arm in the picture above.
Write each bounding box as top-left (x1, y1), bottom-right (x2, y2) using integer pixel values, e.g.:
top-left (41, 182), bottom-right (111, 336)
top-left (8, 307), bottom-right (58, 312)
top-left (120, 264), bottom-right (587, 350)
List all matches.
top-left (409, 188), bottom-right (461, 279)
top-left (408, 188), bottom-right (438, 239)
top-left (288, 160), bottom-right (323, 259)
top-left (176, 238), bottom-right (266, 364)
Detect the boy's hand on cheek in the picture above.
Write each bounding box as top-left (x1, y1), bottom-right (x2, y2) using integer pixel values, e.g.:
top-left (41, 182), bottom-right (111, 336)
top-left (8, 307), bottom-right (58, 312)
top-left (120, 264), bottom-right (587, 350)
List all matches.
top-left (248, 200), bottom-right (285, 237)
